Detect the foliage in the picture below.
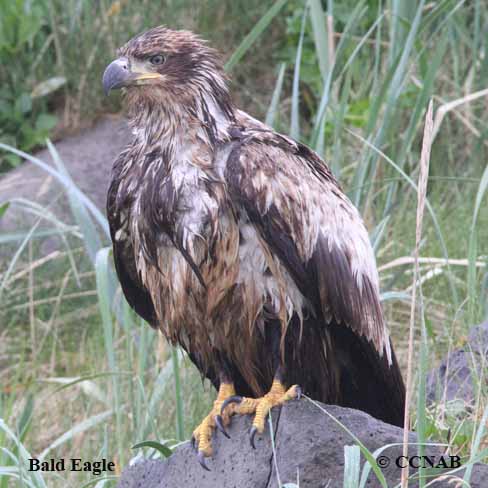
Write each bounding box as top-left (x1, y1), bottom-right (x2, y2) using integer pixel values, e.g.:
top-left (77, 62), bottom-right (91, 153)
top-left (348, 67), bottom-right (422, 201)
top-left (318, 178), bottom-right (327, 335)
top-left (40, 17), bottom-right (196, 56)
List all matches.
top-left (0, 0), bottom-right (276, 171)
top-left (1, 0), bottom-right (488, 487)
top-left (0, 0), bottom-right (60, 169)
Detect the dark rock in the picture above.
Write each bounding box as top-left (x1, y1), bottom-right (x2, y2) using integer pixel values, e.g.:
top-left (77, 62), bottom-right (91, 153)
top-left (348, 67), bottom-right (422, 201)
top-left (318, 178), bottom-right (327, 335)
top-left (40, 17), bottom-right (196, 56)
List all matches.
top-left (117, 399), bottom-right (488, 488)
top-left (468, 321), bottom-right (488, 355)
top-left (426, 321), bottom-right (488, 406)
top-left (119, 406), bottom-right (280, 488)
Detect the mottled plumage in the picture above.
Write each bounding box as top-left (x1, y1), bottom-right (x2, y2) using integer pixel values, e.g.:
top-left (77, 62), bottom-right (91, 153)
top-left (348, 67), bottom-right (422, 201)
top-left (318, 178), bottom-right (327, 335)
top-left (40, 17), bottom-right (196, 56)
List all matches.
top-left (104, 27), bottom-right (405, 448)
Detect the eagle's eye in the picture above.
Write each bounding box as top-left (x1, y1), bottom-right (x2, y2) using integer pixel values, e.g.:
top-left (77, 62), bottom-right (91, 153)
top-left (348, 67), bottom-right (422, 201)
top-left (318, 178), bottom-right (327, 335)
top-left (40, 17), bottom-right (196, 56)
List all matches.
top-left (149, 54), bottom-right (165, 65)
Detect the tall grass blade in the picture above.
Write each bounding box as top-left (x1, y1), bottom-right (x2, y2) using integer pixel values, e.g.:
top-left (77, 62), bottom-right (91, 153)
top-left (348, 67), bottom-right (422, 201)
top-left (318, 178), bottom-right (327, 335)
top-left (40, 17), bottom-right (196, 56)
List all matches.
top-left (3, 198), bottom-right (82, 286)
top-left (224, 0), bottom-right (288, 72)
top-left (132, 440), bottom-right (173, 458)
top-left (0, 420), bottom-right (47, 488)
top-left (308, 0), bottom-right (330, 83)
top-left (79, 476), bottom-right (118, 488)
top-left (136, 319), bottom-right (151, 439)
top-left (47, 140), bottom-right (102, 264)
top-left (346, 128), bottom-right (458, 306)
top-left (383, 35), bottom-right (448, 217)
top-left (370, 216), bottom-right (390, 253)
top-left (95, 247), bottom-right (124, 465)
top-left (463, 403), bottom-right (488, 483)
top-left (0, 143), bottom-right (110, 238)
top-left (344, 445), bottom-right (361, 488)
top-left (289, 6), bottom-right (307, 140)
top-left (0, 202), bottom-right (9, 218)
top-left (44, 376), bottom-right (111, 407)
top-left (416, 310), bottom-right (429, 487)
top-left (0, 219), bottom-right (40, 302)
top-left (337, 13), bottom-right (384, 81)
top-left (38, 409), bottom-right (114, 461)
top-left (143, 357), bottom-right (176, 439)
top-left (305, 397), bottom-right (388, 487)
top-left (16, 394), bottom-right (34, 444)
top-left (171, 348), bottom-right (185, 441)
top-left (265, 63), bottom-right (286, 128)
top-left (267, 413), bottom-right (282, 487)
top-left (401, 100), bottom-right (433, 488)
top-left (467, 164), bottom-right (488, 325)
top-left (311, 2), bottom-right (368, 152)
top-left (355, 0), bottom-right (425, 211)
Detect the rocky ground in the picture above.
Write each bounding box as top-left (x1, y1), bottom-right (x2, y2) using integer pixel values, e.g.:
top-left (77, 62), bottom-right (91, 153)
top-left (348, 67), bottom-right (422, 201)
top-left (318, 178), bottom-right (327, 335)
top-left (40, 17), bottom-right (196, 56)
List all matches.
top-left (0, 115), bottom-right (128, 237)
top-left (117, 398), bottom-right (487, 488)
top-left (427, 321), bottom-right (488, 407)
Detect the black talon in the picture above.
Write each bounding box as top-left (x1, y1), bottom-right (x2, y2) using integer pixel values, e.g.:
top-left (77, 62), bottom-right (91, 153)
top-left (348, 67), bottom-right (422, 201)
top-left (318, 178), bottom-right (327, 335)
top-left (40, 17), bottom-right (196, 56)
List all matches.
top-left (197, 451), bottom-right (211, 471)
top-left (191, 435), bottom-right (198, 452)
top-left (220, 395), bottom-right (242, 415)
top-left (295, 385), bottom-right (302, 400)
top-left (215, 415), bottom-right (230, 439)
top-left (249, 426), bottom-right (258, 449)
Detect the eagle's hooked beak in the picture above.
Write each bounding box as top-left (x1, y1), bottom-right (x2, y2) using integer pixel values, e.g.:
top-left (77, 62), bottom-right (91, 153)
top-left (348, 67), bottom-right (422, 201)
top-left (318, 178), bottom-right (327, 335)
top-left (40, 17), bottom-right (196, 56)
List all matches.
top-left (102, 57), bottom-right (162, 95)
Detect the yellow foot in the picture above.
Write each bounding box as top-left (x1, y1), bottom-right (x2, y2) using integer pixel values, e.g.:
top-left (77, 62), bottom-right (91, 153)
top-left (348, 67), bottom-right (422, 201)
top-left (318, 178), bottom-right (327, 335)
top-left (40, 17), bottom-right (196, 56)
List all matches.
top-left (191, 382), bottom-right (236, 470)
top-left (221, 380), bottom-right (301, 449)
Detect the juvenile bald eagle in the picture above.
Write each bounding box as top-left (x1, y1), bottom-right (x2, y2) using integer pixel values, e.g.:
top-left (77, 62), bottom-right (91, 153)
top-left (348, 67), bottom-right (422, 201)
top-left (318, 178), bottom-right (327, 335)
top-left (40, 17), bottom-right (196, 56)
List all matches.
top-left (103, 26), bottom-right (405, 468)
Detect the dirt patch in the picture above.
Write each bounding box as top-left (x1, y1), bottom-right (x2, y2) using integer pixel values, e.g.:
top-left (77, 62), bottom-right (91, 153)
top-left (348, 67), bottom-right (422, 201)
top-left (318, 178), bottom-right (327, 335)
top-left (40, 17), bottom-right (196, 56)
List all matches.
top-left (0, 114), bottom-right (130, 235)
top-left (117, 399), bottom-right (488, 488)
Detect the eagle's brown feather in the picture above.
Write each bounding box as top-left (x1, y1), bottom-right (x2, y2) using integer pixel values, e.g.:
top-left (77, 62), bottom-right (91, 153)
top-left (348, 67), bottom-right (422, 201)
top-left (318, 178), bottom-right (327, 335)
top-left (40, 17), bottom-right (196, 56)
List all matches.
top-left (105, 26), bottom-right (405, 426)
top-left (226, 113), bottom-right (392, 356)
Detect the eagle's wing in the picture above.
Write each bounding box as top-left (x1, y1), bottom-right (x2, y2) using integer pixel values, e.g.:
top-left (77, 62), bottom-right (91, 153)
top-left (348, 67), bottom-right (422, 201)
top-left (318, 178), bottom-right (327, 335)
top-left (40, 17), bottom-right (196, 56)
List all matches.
top-left (107, 152), bottom-right (157, 327)
top-left (225, 120), bottom-right (391, 361)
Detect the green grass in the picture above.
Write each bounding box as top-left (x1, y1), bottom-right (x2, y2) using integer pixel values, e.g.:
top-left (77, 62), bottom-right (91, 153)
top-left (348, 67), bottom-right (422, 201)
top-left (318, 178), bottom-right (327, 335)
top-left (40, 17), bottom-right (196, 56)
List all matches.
top-left (0, 0), bottom-right (281, 169)
top-left (1, 0), bottom-right (488, 486)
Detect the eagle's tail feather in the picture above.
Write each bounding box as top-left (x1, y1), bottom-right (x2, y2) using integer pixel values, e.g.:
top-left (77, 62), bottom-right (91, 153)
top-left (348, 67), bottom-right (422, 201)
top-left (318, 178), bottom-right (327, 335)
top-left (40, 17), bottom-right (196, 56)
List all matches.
top-left (330, 322), bottom-right (406, 427)
top-left (282, 316), bottom-right (406, 428)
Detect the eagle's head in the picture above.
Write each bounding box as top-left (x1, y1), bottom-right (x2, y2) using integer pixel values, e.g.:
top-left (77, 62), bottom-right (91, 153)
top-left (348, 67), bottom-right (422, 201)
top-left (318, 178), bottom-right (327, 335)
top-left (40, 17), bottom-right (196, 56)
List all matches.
top-left (102, 26), bottom-right (233, 124)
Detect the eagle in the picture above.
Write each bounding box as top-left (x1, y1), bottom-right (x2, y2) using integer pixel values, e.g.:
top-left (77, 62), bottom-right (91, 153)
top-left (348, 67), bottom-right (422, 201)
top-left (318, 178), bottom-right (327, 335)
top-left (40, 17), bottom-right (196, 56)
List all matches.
top-left (102, 26), bottom-right (405, 469)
